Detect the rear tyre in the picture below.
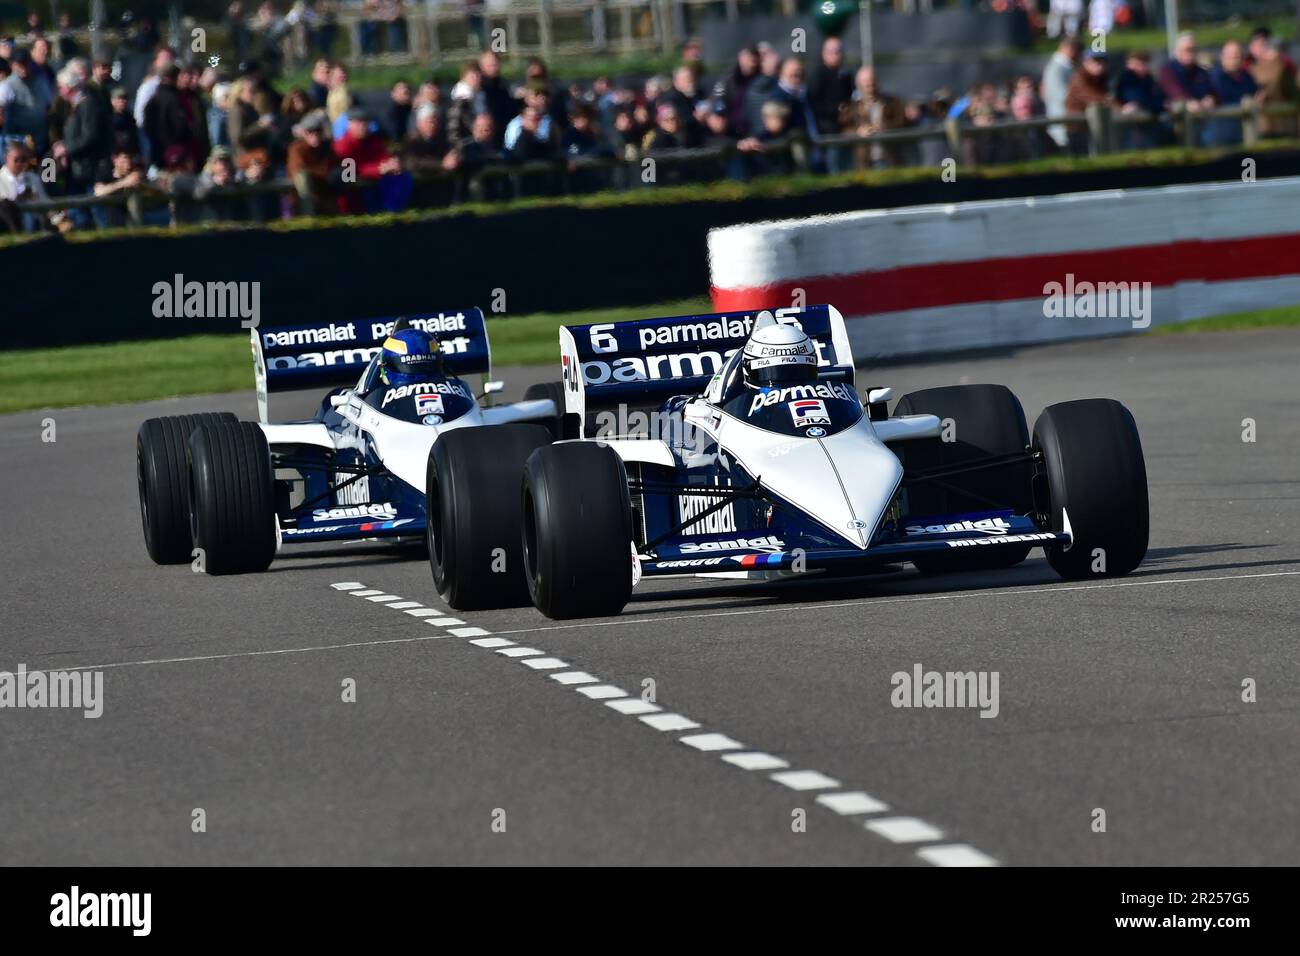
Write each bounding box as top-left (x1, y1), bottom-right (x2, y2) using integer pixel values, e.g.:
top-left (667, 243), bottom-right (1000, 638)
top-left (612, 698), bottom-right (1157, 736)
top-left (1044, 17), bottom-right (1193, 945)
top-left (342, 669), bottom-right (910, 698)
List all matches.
top-left (426, 423), bottom-right (552, 610)
top-left (188, 422), bottom-right (278, 574)
top-left (522, 442), bottom-right (633, 619)
top-left (137, 412), bottom-right (237, 564)
top-left (1033, 399), bottom-right (1148, 579)
top-left (894, 384), bottom-right (1034, 574)
top-left (523, 381), bottom-right (576, 440)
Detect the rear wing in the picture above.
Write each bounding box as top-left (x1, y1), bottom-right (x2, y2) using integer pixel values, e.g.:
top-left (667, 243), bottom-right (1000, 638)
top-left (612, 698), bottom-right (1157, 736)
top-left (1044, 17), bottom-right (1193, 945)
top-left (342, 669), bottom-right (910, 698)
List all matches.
top-left (559, 305), bottom-right (854, 436)
top-left (251, 309), bottom-right (492, 422)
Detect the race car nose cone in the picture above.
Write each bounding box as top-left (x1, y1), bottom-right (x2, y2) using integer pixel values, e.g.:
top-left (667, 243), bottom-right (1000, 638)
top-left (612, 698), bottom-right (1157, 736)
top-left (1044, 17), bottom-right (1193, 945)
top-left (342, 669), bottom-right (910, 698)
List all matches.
top-left (725, 415), bottom-right (901, 548)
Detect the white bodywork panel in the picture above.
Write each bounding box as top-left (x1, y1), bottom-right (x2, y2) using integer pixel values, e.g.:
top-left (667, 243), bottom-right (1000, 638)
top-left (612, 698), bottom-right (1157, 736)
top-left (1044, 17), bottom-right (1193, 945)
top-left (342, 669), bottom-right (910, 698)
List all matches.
top-left (590, 438), bottom-right (677, 468)
top-left (259, 395), bottom-right (556, 492)
top-left (684, 399), bottom-right (904, 549)
top-left (873, 413), bottom-right (943, 443)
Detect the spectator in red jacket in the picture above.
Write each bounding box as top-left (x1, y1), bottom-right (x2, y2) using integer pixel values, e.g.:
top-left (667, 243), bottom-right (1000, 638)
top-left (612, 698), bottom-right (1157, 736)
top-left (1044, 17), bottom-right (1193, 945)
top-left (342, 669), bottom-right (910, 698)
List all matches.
top-left (332, 107), bottom-right (399, 213)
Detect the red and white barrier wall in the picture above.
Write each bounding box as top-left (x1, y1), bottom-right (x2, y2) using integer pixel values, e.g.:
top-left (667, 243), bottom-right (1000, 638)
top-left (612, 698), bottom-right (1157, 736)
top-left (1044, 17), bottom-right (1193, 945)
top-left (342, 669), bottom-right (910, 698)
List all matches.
top-left (708, 177), bottom-right (1300, 360)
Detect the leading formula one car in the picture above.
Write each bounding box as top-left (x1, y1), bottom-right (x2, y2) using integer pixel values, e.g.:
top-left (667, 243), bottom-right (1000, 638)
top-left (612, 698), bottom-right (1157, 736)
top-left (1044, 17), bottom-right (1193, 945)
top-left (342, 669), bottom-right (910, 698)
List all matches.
top-left (136, 308), bottom-right (560, 575)
top-left (428, 304), bottom-right (1149, 619)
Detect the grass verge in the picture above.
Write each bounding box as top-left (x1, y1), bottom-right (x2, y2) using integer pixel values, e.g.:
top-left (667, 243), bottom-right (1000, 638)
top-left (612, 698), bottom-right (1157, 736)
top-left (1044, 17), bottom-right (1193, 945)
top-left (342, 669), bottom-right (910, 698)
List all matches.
top-left (4, 298), bottom-right (1294, 414)
top-left (0, 297), bottom-right (711, 414)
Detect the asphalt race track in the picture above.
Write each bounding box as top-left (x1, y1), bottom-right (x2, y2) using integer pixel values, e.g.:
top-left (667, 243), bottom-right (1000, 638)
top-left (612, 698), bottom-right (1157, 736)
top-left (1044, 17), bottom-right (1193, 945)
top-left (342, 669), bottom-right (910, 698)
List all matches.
top-left (3, 327), bottom-right (1297, 866)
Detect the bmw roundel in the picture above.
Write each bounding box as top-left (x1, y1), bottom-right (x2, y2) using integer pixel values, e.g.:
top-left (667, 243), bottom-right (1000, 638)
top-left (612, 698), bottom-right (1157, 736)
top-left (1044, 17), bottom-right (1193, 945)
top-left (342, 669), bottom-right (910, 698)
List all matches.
top-left (806, 426), bottom-right (827, 438)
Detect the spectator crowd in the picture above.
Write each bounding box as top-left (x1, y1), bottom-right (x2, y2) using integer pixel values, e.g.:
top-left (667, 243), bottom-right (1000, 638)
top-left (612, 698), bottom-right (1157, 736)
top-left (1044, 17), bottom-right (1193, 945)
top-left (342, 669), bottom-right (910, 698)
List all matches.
top-left (1, 7), bottom-right (1297, 234)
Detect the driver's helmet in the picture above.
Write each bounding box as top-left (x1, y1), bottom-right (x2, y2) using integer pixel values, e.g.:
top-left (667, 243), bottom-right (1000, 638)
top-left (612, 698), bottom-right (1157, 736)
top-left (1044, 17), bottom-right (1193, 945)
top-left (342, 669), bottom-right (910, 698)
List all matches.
top-left (380, 327), bottom-right (443, 387)
top-left (742, 319), bottom-right (818, 389)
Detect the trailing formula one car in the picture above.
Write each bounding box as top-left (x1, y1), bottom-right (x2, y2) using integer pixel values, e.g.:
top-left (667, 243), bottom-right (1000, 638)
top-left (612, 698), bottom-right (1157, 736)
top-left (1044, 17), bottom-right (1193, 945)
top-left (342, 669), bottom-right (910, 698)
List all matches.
top-left (430, 304), bottom-right (1149, 619)
top-left (136, 308), bottom-right (560, 580)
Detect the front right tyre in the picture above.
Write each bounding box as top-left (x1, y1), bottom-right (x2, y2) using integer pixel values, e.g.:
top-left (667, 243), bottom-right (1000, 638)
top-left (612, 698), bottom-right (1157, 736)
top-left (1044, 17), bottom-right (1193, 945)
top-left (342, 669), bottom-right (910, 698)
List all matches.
top-left (188, 421), bottom-right (278, 574)
top-left (137, 412), bottom-right (237, 564)
top-left (1033, 399), bottom-right (1149, 579)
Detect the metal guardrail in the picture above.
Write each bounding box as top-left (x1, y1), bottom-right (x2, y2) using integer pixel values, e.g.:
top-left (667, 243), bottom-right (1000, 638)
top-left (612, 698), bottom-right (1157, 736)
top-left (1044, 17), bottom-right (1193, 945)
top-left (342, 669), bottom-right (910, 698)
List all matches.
top-left (14, 100), bottom-right (1298, 227)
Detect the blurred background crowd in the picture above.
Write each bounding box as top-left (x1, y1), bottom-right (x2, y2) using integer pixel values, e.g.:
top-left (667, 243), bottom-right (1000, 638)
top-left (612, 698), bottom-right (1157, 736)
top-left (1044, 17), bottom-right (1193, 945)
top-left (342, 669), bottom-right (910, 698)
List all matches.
top-left (1, 2), bottom-right (1297, 232)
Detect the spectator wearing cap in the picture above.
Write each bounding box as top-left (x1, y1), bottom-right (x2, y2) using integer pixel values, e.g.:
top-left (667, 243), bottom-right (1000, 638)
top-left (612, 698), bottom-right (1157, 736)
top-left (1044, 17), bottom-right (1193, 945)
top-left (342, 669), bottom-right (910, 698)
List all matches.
top-left (332, 106), bottom-right (400, 213)
top-left (1207, 41), bottom-right (1258, 146)
top-left (287, 108), bottom-right (340, 215)
top-left (753, 99), bottom-right (801, 177)
top-left (1250, 36), bottom-right (1300, 139)
top-left (1245, 27), bottom-right (1298, 78)
top-left (1066, 51), bottom-right (1114, 153)
top-left (109, 87), bottom-right (142, 156)
top-left (1115, 50), bottom-right (1168, 149)
top-left (1066, 51), bottom-right (1113, 112)
top-left (0, 49), bottom-right (47, 152)
top-left (91, 148), bottom-right (146, 228)
top-left (808, 37), bottom-right (853, 171)
top-left (1160, 32), bottom-right (1215, 113)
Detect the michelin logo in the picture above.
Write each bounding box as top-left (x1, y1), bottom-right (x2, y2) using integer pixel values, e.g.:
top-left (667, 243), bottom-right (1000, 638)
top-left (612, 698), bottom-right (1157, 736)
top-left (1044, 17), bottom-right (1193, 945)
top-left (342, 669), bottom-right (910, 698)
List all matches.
top-left (946, 532), bottom-right (1055, 548)
top-left (906, 517), bottom-right (1012, 536)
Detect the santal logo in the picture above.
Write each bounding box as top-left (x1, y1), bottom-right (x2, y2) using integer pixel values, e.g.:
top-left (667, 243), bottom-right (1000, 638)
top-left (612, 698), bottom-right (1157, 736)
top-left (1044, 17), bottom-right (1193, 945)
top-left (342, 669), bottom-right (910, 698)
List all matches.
top-left (1042, 273), bottom-right (1151, 329)
top-left (312, 503), bottom-right (398, 520)
top-left (680, 535), bottom-right (783, 554)
top-left (891, 663), bottom-right (1000, 719)
top-left (50, 886), bottom-right (151, 936)
top-left (905, 517), bottom-right (1012, 536)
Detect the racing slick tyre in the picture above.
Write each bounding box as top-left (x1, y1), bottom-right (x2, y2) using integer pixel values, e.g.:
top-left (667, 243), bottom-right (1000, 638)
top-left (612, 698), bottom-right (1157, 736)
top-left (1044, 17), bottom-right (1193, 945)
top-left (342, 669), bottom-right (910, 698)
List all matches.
top-left (523, 381), bottom-right (577, 440)
top-left (427, 423), bottom-right (553, 610)
top-left (894, 385), bottom-right (1034, 575)
top-left (188, 422), bottom-right (278, 574)
top-left (137, 412), bottom-right (238, 564)
top-left (1033, 399), bottom-right (1148, 580)
top-left (522, 442), bottom-right (634, 619)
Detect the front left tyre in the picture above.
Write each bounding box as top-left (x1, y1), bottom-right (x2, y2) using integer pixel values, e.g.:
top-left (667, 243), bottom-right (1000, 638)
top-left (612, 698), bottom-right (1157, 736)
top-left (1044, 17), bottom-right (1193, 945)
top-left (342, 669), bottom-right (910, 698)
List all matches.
top-left (137, 412), bottom-right (237, 564)
top-left (426, 423), bottom-right (553, 610)
top-left (521, 442), bottom-right (634, 620)
top-left (188, 421), bottom-right (278, 574)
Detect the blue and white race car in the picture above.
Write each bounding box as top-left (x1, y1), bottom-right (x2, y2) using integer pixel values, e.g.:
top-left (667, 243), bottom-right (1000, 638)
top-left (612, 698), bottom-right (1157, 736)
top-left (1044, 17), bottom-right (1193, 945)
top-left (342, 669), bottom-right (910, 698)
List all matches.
top-left (428, 304), bottom-right (1149, 618)
top-left (136, 308), bottom-right (560, 576)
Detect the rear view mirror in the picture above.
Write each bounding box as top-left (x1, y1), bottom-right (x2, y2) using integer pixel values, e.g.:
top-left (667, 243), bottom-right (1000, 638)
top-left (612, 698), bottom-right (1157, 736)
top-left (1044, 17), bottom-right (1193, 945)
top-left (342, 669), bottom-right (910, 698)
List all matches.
top-left (482, 381), bottom-right (505, 395)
